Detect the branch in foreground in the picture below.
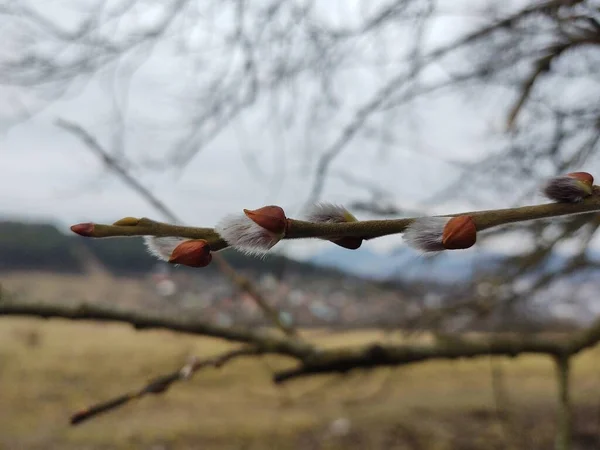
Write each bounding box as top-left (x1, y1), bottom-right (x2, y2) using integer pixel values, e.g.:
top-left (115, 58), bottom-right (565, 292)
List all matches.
top-left (4, 299), bottom-right (600, 427)
top-left (4, 299), bottom-right (600, 382)
top-left (273, 316), bottom-right (600, 383)
top-left (0, 301), bottom-right (312, 358)
top-left (72, 183), bottom-right (600, 256)
top-left (70, 347), bottom-right (260, 425)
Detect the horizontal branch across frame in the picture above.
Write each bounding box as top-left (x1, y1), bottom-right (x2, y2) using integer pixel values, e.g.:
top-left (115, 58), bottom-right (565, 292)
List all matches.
top-left (4, 299), bottom-right (600, 384)
top-left (77, 192), bottom-right (600, 252)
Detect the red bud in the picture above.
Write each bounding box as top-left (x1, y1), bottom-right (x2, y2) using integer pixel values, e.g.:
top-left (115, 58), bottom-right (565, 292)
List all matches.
top-left (70, 223), bottom-right (95, 237)
top-left (567, 172), bottom-right (594, 187)
top-left (169, 239), bottom-right (212, 268)
top-left (442, 215), bottom-right (477, 250)
top-left (243, 205), bottom-right (287, 235)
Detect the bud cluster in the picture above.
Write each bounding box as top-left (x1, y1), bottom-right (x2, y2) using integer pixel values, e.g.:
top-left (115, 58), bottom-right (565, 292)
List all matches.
top-left (69, 169), bottom-right (597, 265)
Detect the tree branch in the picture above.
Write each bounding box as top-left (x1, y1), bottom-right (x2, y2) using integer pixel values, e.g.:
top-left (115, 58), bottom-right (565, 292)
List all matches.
top-left (272, 317), bottom-right (600, 383)
top-left (0, 300), bottom-right (312, 358)
top-left (77, 193), bottom-right (600, 250)
top-left (70, 346), bottom-right (261, 425)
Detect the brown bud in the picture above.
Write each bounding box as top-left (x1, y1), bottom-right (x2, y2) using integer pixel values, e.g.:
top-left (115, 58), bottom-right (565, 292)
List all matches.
top-left (567, 171), bottom-right (594, 186)
top-left (243, 205), bottom-right (287, 235)
top-left (113, 217), bottom-right (140, 226)
top-left (70, 223), bottom-right (95, 237)
top-left (567, 172), bottom-right (594, 195)
top-left (331, 237), bottom-right (363, 250)
top-left (169, 239), bottom-right (212, 268)
top-left (442, 215), bottom-right (477, 250)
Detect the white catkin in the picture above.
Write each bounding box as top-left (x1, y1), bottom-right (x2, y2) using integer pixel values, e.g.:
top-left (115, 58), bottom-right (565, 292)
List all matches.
top-left (402, 217), bottom-right (449, 252)
top-left (542, 176), bottom-right (589, 203)
top-left (305, 202), bottom-right (354, 223)
top-left (144, 236), bottom-right (189, 261)
top-left (215, 214), bottom-right (280, 256)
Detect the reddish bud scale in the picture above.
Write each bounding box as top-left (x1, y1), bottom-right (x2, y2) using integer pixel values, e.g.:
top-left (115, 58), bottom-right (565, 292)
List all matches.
top-left (543, 172), bottom-right (595, 203)
top-left (169, 239), bottom-right (212, 268)
top-left (567, 172), bottom-right (594, 186)
top-left (70, 223), bottom-right (95, 237)
top-left (243, 205), bottom-right (288, 235)
top-left (442, 215), bottom-right (477, 250)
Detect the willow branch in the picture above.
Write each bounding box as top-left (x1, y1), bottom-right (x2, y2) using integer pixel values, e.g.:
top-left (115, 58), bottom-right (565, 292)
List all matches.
top-left (80, 193), bottom-right (600, 250)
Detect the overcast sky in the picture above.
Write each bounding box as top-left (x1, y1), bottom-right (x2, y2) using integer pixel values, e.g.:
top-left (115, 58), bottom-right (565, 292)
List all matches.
top-left (0, 1), bottom-right (552, 258)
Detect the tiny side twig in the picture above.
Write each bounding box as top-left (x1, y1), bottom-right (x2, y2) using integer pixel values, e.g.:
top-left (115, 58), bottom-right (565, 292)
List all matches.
top-left (71, 347), bottom-right (260, 425)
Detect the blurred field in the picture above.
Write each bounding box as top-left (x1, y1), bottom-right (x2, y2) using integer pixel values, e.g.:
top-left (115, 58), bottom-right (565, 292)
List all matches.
top-left (2, 318), bottom-right (600, 449)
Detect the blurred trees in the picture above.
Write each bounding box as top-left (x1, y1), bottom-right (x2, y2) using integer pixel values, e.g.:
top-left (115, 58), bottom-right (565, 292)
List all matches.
top-left (1, 1), bottom-right (599, 199)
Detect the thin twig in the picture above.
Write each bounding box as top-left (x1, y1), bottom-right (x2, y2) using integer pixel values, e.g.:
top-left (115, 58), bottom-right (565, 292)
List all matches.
top-left (71, 347), bottom-right (260, 425)
top-left (554, 355), bottom-right (572, 450)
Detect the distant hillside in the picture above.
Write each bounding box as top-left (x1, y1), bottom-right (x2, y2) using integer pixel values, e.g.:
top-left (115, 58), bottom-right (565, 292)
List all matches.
top-left (0, 220), bottom-right (344, 278)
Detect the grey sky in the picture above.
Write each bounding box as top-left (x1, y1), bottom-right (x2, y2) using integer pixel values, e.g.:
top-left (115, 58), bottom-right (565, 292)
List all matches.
top-left (0, 1), bottom-right (561, 257)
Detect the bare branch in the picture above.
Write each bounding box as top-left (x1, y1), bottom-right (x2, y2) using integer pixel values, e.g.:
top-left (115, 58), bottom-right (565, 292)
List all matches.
top-left (70, 347), bottom-right (261, 425)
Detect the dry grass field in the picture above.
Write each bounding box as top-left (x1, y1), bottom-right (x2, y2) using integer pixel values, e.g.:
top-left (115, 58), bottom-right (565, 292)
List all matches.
top-left (2, 272), bottom-right (600, 449)
top-left (2, 318), bottom-right (600, 450)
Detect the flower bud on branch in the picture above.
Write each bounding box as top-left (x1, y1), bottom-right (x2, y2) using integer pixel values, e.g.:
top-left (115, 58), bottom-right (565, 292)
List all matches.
top-left (542, 172), bottom-right (594, 203)
top-left (169, 239), bottom-right (212, 267)
top-left (216, 205), bottom-right (288, 256)
top-left (304, 202), bottom-right (363, 249)
top-left (71, 173), bottom-right (600, 259)
top-left (144, 236), bottom-right (188, 261)
top-left (403, 215), bottom-right (477, 252)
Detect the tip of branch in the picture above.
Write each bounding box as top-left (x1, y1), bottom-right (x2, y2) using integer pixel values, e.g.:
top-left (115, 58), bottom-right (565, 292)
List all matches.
top-left (70, 223), bottom-right (95, 237)
top-left (70, 410), bottom-right (89, 425)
